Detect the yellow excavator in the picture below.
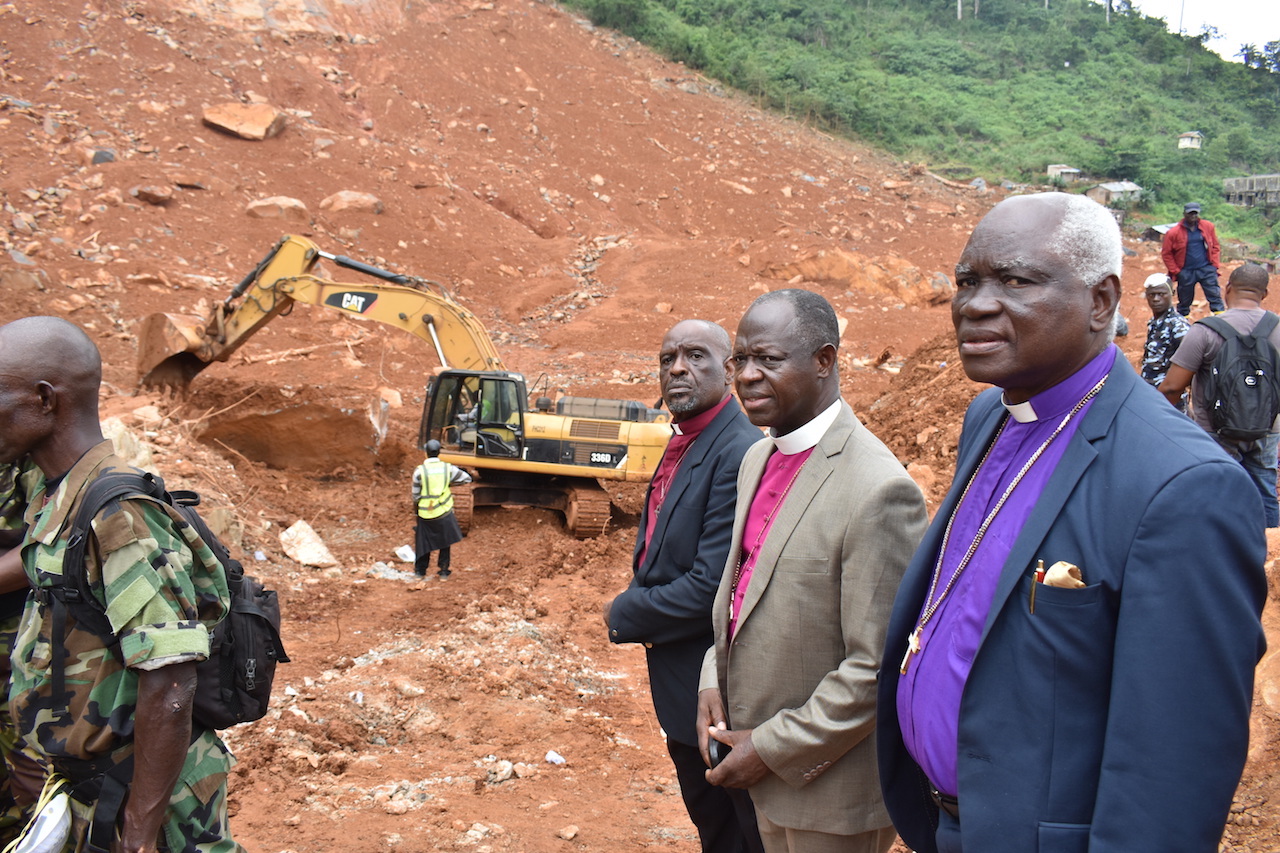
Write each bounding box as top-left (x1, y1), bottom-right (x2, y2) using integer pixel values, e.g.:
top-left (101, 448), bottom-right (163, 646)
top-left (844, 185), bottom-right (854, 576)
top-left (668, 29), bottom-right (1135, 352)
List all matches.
top-left (137, 234), bottom-right (672, 537)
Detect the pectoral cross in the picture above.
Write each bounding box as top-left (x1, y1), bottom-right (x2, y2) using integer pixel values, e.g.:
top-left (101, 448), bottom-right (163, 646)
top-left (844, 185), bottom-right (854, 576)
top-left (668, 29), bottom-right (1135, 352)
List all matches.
top-left (899, 627), bottom-right (922, 674)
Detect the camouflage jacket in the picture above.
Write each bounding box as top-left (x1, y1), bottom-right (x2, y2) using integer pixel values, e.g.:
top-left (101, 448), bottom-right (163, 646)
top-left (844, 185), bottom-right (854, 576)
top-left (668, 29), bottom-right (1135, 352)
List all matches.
top-left (11, 441), bottom-right (230, 767)
top-left (0, 459), bottom-right (42, 623)
top-left (1142, 308), bottom-right (1191, 387)
top-left (0, 459), bottom-right (41, 535)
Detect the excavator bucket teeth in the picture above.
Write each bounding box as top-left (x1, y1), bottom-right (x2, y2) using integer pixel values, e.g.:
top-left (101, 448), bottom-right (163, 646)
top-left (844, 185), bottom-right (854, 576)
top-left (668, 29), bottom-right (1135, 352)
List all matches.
top-left (136, 312), bottom-right (212, 391)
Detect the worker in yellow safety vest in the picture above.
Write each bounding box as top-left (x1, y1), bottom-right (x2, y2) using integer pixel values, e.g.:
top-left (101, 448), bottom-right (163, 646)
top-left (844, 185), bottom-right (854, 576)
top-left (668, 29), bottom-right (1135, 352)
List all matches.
top-left (412, 439), bottom-right (472, 578)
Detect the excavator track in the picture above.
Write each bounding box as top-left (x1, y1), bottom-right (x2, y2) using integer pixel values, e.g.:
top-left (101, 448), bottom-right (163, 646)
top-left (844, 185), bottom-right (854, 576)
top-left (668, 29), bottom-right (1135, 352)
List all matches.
top-left (564, 484), bottom-right (612, 539)
top-left (453, 484), bottom-right (474, 535)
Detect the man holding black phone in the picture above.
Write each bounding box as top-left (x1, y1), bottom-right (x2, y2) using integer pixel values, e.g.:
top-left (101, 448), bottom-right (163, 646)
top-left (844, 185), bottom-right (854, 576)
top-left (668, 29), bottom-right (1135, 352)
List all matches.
top-left (699, 290), bottom-right (926, 853)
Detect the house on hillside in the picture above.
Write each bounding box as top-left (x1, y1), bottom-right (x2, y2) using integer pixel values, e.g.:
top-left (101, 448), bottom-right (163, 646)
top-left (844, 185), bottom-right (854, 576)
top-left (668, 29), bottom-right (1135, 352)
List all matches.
top-left (1047, 164), bottom-right (1082, 182)
top-left (1224, 174), bottom-right (1280, 209)
top-left (1178, 131), bottom-right (1204, 150)
top-left (1085, 181), bottom-right (1143, 206)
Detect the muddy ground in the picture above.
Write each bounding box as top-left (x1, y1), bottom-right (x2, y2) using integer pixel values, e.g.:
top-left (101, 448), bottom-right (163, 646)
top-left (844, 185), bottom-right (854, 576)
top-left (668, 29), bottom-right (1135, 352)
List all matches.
top-left (2, 0), bottom-right (1279, 849)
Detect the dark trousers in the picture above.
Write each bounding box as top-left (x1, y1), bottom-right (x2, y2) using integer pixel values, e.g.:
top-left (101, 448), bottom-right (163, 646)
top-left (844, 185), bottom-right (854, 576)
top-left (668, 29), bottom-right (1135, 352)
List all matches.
top-left (934, 809), bottom-right (962, 853)
top-left (1176, 264), bottom-right (1224, 315)
top-left (1217, 432), bottom-right (1280, 527)
top-left (668, 739), bottom-right (765, 853)
top-left (414, 518), bottom-right (452, 575)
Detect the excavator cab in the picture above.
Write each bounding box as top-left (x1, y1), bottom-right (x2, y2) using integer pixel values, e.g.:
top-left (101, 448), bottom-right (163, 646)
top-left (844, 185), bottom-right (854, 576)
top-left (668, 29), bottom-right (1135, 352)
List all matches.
top-left (424, 370), bottom-right (527, 460)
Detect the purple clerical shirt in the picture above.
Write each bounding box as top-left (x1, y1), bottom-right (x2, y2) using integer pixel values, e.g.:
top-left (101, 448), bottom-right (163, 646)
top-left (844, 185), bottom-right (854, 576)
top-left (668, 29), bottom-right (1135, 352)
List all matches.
top-left (896, 344), bottom-right (1118, 796)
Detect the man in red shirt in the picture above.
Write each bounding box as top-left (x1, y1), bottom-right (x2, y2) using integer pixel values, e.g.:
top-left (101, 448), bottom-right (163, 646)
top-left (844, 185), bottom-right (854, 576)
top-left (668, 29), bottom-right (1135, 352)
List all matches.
top-left (1161, 202), bottom-right (1223, 316)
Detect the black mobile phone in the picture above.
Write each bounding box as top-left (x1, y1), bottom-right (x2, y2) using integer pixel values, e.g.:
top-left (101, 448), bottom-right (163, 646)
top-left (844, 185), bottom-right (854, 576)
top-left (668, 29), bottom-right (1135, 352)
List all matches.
top-left (708, 739), bottom-right (732, 768)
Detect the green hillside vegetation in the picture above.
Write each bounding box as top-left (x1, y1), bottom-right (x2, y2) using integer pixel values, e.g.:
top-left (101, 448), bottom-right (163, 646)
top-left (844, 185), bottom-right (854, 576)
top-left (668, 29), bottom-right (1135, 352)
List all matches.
top-left (567, 0), bottom-right (1280, 250)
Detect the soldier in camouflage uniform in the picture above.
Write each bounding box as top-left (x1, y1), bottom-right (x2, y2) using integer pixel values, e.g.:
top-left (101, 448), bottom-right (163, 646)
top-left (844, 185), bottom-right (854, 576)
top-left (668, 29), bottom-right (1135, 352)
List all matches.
top-left (0, 458), bottom-right (43, 843)
top-left (1141, 274), bottom-right (1190, 412)
top-left (0, 316), bottom-right (240, 853)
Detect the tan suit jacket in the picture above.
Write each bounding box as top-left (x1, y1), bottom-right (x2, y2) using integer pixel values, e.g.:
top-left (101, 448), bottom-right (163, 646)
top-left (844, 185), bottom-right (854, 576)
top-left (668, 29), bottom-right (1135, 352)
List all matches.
top-left (701, 402), bottom-right (926, 836)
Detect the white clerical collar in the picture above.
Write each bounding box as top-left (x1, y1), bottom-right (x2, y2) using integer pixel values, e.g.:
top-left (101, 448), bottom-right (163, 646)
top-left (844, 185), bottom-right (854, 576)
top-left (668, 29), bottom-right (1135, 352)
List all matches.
top-left (770, 399), bottom-right (842, 455)
top-left (1002, 396), bottom-right (1038, 423)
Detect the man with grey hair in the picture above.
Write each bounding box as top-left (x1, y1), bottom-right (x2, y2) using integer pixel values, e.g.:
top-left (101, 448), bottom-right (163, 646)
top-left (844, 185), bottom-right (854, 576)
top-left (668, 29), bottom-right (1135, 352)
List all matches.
top-left (878, 193), bottom-right (1266, 853)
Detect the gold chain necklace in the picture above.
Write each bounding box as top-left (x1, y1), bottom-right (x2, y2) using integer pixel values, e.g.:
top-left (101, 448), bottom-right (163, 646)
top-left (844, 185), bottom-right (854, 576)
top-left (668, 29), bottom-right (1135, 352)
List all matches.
top-left (899, 375), bottom-right (1107, 675)
top-left (730, 453), bottom-right (809, 598)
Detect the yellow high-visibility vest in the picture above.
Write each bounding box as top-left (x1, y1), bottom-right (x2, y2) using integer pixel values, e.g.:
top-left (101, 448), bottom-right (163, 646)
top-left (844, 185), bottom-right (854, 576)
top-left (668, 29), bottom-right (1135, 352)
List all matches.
top-left (416, 458), bottom-right (454, 519)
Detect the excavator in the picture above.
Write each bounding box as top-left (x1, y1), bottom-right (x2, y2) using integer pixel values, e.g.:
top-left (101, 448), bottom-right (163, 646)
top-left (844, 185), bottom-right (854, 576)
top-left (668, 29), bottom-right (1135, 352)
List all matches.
top-left (137, 234), bottom-right (672, 537)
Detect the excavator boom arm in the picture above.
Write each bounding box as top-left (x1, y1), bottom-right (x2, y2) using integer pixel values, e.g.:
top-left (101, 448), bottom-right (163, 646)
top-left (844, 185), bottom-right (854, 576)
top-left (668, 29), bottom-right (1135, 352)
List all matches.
top-left (138, 235), bottom-right (504, 388)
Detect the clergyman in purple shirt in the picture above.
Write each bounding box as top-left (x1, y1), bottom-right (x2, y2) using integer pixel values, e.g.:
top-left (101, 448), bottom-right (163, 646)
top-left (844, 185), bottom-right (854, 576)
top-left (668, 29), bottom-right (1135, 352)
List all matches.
top-left (877, 192), bottom-right (1267, 853)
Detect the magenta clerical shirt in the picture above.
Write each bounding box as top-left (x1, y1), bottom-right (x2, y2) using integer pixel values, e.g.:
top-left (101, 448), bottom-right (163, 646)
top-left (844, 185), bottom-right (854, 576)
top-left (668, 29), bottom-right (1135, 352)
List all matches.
top-left (896, 344), bottom-right (1117, 797)
top-left (638, 395), bottom-right (733, 566)
top-left (728, 399), bottom-right (842, 640)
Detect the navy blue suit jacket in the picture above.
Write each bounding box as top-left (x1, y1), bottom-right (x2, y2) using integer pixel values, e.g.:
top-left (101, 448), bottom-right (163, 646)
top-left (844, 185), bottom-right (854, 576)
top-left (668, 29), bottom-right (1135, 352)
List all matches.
top-left (608, 397), bottom-right (760, 746)
top-left (878, 352), bottom-right (1267, 852)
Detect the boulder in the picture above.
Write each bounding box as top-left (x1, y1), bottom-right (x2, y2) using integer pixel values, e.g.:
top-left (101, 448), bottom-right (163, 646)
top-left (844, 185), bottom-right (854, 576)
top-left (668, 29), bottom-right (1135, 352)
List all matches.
top-left (202, 102), bottom-right (288, 140)
top-left (101, 417), bottom-right (156, 473)
top-left (131, 185), bottom-right (173, 205)
top-left (0, 268), bottom-right (49, 292)
top-left (246, 196), bottom-right (310, 222)
top-left (280, 520), bottom-right (338, 567)
top-left (319, 190), bottom-right (384, 215)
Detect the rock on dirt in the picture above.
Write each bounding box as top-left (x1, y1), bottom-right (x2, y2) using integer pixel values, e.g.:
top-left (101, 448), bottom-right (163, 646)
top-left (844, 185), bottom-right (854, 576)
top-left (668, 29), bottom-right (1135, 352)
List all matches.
top-left (202, 102), bottom-right (289, 140)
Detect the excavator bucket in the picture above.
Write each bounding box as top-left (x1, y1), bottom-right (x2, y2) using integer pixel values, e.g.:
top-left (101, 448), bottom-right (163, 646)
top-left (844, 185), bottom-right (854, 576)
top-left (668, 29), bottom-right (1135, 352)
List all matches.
top-left (136, 312), bottom-right (213, 391)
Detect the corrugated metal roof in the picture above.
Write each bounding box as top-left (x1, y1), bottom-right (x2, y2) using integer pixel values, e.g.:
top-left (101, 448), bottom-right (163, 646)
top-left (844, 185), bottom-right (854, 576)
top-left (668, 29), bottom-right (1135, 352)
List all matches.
top-left (1094, 181), bottom-right (1143, 192)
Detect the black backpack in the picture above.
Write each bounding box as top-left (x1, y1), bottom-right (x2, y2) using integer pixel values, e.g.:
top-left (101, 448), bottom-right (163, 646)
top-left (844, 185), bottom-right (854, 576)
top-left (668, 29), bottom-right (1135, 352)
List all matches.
top-left (53, 469), bottom-right (289, 731)
top-left (1199, 312), bottom-right (1280, 442)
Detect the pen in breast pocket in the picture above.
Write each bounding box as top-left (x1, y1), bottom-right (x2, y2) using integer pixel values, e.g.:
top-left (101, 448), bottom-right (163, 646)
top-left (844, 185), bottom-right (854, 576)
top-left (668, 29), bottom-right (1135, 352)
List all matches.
top-left (1029, 559), bottom-right (1045, 614)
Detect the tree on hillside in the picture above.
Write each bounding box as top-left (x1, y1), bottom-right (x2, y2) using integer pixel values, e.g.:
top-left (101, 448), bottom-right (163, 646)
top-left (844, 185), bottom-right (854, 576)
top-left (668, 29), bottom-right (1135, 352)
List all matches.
top-left (1239, 44), bottom-right (1264, 68)
top-left (1265, 40), bottom-right (1280, 73)
top-left (1241, 40), bottom-right (1280, 83)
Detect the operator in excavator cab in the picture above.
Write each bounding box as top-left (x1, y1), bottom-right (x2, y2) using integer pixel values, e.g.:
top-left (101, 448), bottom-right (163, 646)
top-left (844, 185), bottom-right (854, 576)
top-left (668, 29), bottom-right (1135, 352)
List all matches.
top-left (412, 440), bottom-right (472, 579)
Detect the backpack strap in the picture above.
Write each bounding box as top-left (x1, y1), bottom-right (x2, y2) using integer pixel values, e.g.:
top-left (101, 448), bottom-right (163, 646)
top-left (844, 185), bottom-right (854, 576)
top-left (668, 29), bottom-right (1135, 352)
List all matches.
top-left (1197, 315), bottom-right (1239, 342)
top-left (1199, 312), bottom-right (1280, 345)
top-left (60, 470), bottom-right (168, 586)
top-left (59, 725), bottom-right (204, 853)
top-left (86, 757), bottom-right (131, 853)
top-left (1252, 311), bottom-right (1280, 343)
top-left (50, 471), bottom-right (167, 719)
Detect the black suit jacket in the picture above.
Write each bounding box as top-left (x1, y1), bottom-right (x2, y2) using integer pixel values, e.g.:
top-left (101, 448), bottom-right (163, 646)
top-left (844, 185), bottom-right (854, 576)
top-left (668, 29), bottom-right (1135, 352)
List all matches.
top-left (608, 397), bottom-right (760, 746)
